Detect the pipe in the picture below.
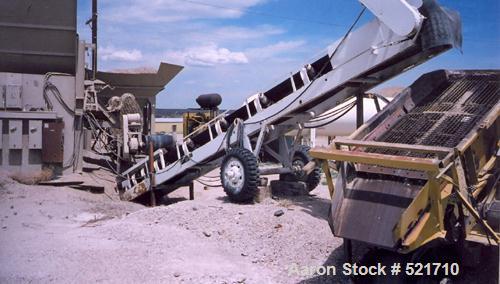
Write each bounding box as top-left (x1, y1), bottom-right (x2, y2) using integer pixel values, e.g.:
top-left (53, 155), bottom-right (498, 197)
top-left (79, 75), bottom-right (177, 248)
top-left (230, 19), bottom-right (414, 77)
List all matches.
top-left (258, 167), bottom-right (292, 176)
top-left (356, 92), bottom-right (364, 128)
top-left (148, 140), bottom-right (156, 206)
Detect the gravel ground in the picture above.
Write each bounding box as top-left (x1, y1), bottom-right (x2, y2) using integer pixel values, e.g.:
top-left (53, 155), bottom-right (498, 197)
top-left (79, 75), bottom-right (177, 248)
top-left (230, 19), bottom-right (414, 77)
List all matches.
top-left (0, 170), bottom-right (497, 283)
top-left (0, 170), bottom-right (347, 283)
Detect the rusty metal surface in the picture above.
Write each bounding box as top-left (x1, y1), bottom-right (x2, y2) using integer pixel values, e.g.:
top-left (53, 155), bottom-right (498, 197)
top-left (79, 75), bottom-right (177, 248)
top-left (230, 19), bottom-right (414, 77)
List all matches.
top-left (121, 179), bottom-right (150, 201)
top-left (42, 121), bottom-right (64, 163)
top-left (366, 71), bottom-right (499, 158)
top-left (310, 147), bottom-right (440, 172)
top-left (332, 176), bottom-right (422, 249)
top-left (325, 70), bottom-right (499, 250)
top-left (96, 63), bottom-right (183, 99)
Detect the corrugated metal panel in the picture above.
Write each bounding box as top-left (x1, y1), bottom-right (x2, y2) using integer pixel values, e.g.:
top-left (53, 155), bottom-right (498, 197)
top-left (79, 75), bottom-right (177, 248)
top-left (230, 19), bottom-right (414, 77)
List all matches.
top-left (0, 0), bottom-right (77, 75)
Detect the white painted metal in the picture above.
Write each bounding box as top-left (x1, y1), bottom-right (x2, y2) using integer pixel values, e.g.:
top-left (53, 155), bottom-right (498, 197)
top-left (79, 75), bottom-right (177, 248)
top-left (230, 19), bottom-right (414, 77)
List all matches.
top-left (122, 114), bottom-right (130, 160)
top-left (5, 85), bottom-right (22, 109)
top-left (8, 120), bottom-right (22, 149)
top-left (315, 97), bottom-right (391, 137)
top-left (0, 111), bottom-right (57, 120)
top-left (120, 0), bottom-right (456, 196)
top-left (0, 73), bottom-right (75, 171)
top-left (122, 113), bottom-right (142, 160)
top-left (151, 18), bottom-right (418, 186)
top-left (359, 0), bottom-right (423, 36)
top-left (222, 157), bottom-right (245, 193)
top-left (28, 120), bottom-right (42, 149)
top-left (310, 128), bottom-right (316, 147)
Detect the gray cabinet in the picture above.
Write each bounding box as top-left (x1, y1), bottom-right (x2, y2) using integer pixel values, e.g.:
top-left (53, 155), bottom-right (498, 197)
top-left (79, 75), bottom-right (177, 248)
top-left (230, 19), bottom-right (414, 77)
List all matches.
top-left (8, 120), bottom-right (22, 149)
top-left (29, 120), bottom-right (42, 149)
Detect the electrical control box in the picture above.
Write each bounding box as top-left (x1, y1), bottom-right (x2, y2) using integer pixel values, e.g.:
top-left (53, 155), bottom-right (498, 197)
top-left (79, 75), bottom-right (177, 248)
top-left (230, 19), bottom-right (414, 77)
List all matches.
top-left (5, 85), bottom-right (22, 109)
top-left (28, 120), bottom-right (42, 149)
top-left (42, 121), bottom-right (64, 163)
top-left (8, 120), bottom-right (22, 149)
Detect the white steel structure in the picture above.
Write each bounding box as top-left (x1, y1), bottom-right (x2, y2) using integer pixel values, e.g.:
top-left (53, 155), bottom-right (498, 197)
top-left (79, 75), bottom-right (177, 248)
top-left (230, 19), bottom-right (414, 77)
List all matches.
top-left (119, 0), bottom-right (461, 202)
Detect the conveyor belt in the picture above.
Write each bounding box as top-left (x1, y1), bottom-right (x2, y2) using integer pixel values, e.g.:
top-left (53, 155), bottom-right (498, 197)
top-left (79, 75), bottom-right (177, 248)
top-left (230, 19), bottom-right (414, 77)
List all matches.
top-left (119, 0), bottom-right (463, 201)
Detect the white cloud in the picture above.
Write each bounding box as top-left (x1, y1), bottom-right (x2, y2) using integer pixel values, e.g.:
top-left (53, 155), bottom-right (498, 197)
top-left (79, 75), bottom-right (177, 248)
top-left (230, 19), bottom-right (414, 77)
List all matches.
top-left (99, 46), bottom-right (143, 62)
top-left (101, 0), bottom-right (267, 23)
top-left (85, 0), bottom-right (315, 108)
top-left (245, 40), bottom-right (306, 59)
top-left (208, 25), bottom-right (284, 41)
top-left (164, 43), bottom-right (248, 67)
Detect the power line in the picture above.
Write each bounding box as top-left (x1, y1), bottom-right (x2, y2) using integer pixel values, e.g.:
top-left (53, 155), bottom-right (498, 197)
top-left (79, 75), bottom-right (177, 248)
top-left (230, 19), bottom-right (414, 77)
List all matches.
top-left (243, 6), bottom-right (367, 126)
top-left (177, 0), bottom-right (348, 28)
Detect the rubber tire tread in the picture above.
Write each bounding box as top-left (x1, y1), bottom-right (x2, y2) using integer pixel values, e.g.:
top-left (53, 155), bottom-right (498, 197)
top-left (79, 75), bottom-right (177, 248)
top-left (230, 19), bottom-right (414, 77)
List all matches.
top-left (221, 147), bottom-right (260, 202)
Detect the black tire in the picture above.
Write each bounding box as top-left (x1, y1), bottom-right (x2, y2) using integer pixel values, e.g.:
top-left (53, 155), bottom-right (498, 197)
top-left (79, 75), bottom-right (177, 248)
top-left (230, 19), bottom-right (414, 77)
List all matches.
top-left (279, 145), bottom-right (321, 192)
top-left (220, 148), bottom-right (260, 203)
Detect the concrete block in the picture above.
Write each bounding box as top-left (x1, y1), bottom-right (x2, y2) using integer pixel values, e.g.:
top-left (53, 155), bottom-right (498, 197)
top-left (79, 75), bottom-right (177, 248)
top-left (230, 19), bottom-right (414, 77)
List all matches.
top-left (255, 185), bottom-right (272, 203)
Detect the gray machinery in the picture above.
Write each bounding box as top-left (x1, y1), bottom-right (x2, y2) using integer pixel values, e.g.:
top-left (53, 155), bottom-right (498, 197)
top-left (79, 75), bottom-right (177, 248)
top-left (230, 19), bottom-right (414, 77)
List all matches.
top-left (116, 0), bottom-right (462, 202)
top-left (0, 0), bottom-right (85, 174)
top-left (0, 0), bottom-right (181, 175)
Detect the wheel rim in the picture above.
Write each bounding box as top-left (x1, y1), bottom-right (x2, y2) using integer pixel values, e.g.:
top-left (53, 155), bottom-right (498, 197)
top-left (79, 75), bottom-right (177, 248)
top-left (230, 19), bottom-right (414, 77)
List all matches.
top-left (223, 157), bottom-right (245, 193)
top-left (292, 159), bottom-right (306, 179)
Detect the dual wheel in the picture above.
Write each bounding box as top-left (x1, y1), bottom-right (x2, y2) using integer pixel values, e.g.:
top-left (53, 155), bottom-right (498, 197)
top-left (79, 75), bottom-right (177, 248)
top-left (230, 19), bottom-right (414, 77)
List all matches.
top-left (279, 145), bottom-right (321, 192)
top-left (220, 146), bottom-right (321, 202)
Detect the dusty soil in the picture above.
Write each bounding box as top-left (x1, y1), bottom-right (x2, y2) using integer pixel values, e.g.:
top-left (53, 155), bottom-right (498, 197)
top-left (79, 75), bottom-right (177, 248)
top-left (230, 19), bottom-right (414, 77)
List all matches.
top-left (0, 170), bottom-right (497, 283)
top-left (0, 170), bottom-right (348, 283)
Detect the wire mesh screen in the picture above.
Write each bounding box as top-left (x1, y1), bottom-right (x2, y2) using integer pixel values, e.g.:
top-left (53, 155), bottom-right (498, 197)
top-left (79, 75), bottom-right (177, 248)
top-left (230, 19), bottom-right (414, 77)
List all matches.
top-left (366, 72), bottom-right (499, 158)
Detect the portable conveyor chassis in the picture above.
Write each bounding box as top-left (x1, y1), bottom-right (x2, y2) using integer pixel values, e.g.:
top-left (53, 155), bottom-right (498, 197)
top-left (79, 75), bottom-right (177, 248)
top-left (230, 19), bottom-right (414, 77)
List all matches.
top-left (118, 0), bottom-right (462, 202)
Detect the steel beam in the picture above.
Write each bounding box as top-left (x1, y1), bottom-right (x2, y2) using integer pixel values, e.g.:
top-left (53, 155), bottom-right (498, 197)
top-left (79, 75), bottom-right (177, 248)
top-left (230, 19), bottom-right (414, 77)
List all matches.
top-left (333, 137), bottom-right (453, 154)
top-left (310, 147), bottom-right (440, 172)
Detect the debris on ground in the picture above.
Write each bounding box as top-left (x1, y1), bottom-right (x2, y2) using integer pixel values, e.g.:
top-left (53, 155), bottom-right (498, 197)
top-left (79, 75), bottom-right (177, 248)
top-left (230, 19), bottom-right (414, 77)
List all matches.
top-left (274, 209), bottom-right (285, 217)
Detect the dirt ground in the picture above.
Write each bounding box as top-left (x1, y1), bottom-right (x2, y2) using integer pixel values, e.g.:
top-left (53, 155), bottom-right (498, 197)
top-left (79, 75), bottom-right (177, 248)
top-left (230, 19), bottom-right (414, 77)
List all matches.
top-left (0, 169), bottom-right (349, 283)
top-left (0, 170), bottom-right (497, 283)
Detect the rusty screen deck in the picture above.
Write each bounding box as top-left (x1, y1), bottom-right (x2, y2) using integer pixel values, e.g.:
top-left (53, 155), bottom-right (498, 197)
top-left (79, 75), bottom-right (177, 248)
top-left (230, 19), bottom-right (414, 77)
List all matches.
top-left (367, 72), bottom-right (499, 158)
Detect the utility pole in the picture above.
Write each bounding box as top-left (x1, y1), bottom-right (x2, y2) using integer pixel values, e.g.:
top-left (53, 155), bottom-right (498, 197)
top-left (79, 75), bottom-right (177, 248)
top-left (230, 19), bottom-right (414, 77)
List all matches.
top-left (92, 0), bottom-right (98, 79)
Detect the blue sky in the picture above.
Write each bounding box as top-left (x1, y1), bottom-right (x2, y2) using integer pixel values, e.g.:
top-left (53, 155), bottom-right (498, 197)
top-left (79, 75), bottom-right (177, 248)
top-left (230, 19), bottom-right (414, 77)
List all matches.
top-left (77, 0), bottom-right (500, 109)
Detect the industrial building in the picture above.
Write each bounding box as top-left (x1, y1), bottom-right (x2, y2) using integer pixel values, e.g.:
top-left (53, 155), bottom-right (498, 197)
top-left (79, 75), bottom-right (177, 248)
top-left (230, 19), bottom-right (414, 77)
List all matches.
top-left (154, 117), bottom-right (184, 136)
top-left (0, 0), bottom-right (181, 175)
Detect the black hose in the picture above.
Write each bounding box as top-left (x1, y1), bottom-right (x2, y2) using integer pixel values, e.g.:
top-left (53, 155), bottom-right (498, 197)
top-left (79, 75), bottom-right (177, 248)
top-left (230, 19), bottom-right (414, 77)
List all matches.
top-left (304, 102), bottom-right (357, 129)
